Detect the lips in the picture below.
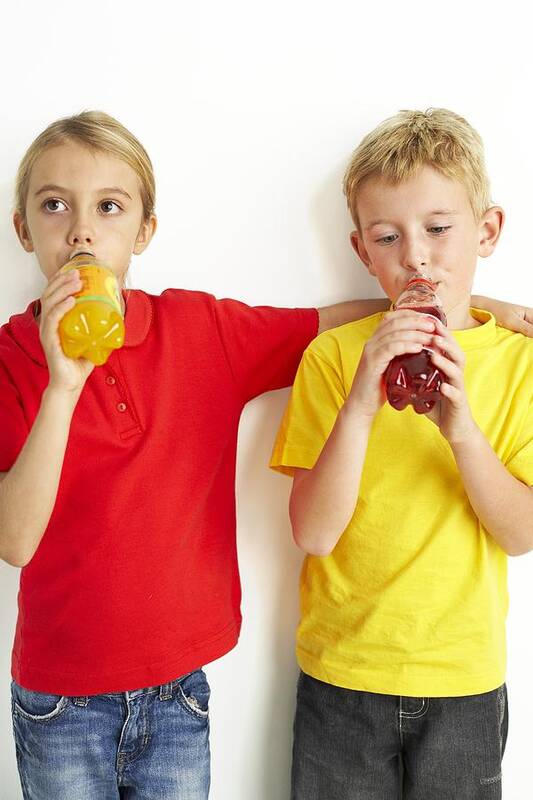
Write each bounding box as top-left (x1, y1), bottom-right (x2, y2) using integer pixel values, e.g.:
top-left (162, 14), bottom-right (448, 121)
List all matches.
top-left (69, 250), bottom-right (96, 260)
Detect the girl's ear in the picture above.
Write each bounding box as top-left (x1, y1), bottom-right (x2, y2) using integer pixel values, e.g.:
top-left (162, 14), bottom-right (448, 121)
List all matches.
top-left (133, 214), bottom-right (157, 255)
top-left (13, 211), bottom-right (34, 253)
top-left (350, 230), bottom-right (376, 276)
top-left (478, 206), bottom-right (504, 258)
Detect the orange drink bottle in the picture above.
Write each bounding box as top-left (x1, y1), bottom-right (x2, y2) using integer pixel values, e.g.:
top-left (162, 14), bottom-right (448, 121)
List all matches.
top-left (58, 254), bottom-right (125, 366)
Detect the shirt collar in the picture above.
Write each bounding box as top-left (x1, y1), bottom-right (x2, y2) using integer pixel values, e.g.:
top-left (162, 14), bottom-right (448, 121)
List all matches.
top-left (9, 289), bottom-right (153, 367)
top-left (453, 308), bottom-right (497, 350)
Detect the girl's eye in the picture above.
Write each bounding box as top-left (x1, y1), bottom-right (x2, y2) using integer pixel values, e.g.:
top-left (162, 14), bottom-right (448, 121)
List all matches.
top-left (43, 198), bottom-right (66, 213)
top-left (99, 200), bottom-right (121, 214)
top-left (429, 226), bottom-right (451, 235)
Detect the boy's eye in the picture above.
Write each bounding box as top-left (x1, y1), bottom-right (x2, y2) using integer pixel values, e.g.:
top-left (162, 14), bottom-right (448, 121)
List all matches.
top-left (429, 226), bottom-right (451, 235)
top-left (99, 200), bottom-right (121, 214)
top-left (377, 234), bottom-right (398, 245)
top-left (43, 198), bottom-right (66, 213)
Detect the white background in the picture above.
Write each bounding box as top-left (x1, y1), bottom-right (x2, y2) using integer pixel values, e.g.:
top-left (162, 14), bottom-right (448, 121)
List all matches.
top-left (0, 1), bottom-right (532, 798)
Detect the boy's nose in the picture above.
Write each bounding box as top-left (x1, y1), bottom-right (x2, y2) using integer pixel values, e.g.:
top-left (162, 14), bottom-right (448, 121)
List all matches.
top-left (403, 248), bottom-right (429, 273)
top-left (407, 257), bottom-right (428, 271)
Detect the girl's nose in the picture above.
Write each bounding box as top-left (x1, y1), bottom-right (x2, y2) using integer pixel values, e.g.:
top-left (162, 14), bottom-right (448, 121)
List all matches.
top-left (67, 216), bottom-right (94, 247)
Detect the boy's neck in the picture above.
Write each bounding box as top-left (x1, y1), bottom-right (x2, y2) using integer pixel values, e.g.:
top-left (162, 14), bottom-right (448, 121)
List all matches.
top-left (445, 298), bottom-right (481, 331)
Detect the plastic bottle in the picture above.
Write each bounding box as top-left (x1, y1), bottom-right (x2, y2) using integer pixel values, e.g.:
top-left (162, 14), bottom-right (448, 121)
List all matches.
top-left (58, 254), bottom-right (125, 366)
top-left (384, 274), bottom-right (447, 414)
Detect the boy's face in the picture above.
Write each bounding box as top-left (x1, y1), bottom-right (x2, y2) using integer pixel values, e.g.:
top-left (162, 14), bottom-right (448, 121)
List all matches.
top-left (14, 140), bottom-right (156, 284)
top-left (350, 166), bottom-right (503, 328)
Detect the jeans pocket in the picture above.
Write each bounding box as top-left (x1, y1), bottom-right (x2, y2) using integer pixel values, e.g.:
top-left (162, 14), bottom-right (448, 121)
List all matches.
top-left (176, 669), bottom-right (210, 719)
top-left (11, 680), bottom-right (69, 723)
top-left (497, 683), bottom-right (509, 756)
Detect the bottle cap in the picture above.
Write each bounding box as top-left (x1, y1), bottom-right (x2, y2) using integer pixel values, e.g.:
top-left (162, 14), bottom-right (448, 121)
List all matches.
top-left (406, 275), bottom-right (435, 290)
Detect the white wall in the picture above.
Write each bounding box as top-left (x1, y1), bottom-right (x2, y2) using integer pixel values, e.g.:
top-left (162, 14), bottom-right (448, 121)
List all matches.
top-left (0, 1), bottom-right (532, 797)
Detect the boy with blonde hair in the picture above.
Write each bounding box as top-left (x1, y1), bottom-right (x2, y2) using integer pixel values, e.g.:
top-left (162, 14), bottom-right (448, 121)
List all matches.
top-left (271, 109), bottom-right (533, 799)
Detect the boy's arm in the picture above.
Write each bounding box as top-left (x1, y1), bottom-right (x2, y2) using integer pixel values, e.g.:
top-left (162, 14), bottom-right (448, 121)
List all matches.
top-left (290, 405), bottom-right (372, 556)
top-left (318, 297), bottom-right (533, 337)
top-left (451, 430), bottom-right (533, 556)
top-left (427, 319), bottom-right (533, 555)
top-left (290, 311), bottom-right (436, 555)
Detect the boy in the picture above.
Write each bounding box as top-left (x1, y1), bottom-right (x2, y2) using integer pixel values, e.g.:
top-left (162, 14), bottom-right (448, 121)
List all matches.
top-left (271, 108), bottom-right (533, 799)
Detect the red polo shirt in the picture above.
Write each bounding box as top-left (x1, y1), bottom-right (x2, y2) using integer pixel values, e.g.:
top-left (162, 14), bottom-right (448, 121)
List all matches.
top-left (0, 288), bottom-right (318, 695)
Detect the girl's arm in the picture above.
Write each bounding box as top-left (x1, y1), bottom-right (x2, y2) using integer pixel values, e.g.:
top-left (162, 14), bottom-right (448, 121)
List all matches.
top-left (317, 299), bottom-right (388, 333)
top-left (471, 295), bottom-right (533, 337)
top-left (0, 387), bottom-right (81, 566)
top-left (318, 296), bottom-right (533, 336)
top-left (0, 269), bottom-right (93, 567)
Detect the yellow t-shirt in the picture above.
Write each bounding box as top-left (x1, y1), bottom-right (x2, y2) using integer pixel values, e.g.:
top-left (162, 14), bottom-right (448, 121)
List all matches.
top-left (270, 310), bottom-right (533, 697)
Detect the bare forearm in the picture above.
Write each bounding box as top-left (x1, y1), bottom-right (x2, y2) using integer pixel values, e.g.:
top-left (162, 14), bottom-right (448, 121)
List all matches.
top-left (471, 295), bottom-right (533, 337)
top-left (451, 426), bottom-right (533, 555)
top-left (0, 386), bottom-right (80, 567)
top-left (289, 403), bottom-right (373, 555)
top-left (318, 299), bottom-right (388, 334)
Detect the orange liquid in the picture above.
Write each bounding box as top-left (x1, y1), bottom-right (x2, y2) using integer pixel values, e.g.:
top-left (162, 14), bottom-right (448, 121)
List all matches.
top-left (385, 305), bottom-right (447, 414)
top-left (59, 256), bottom-right (125, 366)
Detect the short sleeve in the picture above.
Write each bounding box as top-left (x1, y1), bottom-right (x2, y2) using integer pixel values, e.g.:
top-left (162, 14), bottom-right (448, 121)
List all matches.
top-left (270, 345), bottom-right (346, 476)
top-left (212, 298), bottom-right (318, 402)
top-left (506, 394), bottom-right (533, 486)
top-left (0, 365), bottom-right (28, 472)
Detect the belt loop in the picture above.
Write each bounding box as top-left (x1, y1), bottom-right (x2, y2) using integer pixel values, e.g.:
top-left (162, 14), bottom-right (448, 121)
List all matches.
top-left (73, 696), bottom-right (89, 707)
top-left (159, 682), bottom-right (172, 701)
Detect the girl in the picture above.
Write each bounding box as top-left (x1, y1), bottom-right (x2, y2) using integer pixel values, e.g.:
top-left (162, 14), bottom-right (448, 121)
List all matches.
top-left (1, 111), bottom-right (530, 799)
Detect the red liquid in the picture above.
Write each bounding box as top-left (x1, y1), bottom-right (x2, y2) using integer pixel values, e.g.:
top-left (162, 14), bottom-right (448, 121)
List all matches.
top-left (385, 305), bottom-right (447, 414)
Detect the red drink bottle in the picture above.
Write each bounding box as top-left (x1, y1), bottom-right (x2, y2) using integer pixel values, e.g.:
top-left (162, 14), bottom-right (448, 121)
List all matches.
top-left (384, 274), bottom-right (447, 414)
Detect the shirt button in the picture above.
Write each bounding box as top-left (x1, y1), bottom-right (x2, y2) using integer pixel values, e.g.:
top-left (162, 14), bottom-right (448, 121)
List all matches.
top-left (105, 376), bottom-right (116, 386)
top-left (117, 402), bottom-right (127, 413)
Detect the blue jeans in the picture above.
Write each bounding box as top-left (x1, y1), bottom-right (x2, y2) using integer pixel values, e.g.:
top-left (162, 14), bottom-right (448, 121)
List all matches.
top-left (11, 670), bottom-right (211, 799)
top-left (291, 672), bottom-right (508, 800)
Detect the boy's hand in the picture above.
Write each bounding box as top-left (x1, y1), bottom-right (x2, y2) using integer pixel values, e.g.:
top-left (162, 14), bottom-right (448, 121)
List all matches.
top-left (347, 310), bottom-right (437, 419)
top-left (425, 320), bottom-right (477, 443)
top-left (39, 269), bottom-right (95, 394)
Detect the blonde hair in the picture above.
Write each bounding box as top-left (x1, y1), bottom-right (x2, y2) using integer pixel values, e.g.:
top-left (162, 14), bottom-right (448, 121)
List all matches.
top-left (343, 108), bottom-right (491, 228)
top-left (15, 110), bottom-right (155, 221)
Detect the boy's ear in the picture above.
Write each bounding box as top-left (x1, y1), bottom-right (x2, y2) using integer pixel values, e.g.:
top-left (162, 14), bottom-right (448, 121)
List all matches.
top-left (13, 211), bottom-right (34, 253)
top-left (478, 206), bottom-right (504, 258)
top-left (350, 230), bottom-right (376, 276)
top-left (133, 214), bottom-right (157, 255)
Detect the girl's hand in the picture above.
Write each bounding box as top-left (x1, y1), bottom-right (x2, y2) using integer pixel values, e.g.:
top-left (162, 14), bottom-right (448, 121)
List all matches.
top-left (39, 269), bottom-right (95, 393)
top-left (474, 295), bottom-right (533, 338)
top-left (347, 310), bottom-right (437, 419)
top-left (425, 320), bottom-right (477, 443)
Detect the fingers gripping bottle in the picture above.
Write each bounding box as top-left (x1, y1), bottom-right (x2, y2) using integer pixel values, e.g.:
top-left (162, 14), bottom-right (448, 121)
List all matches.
top-left (58, 254), bottom-right (125, 366)
top-left (384, 274), bottom-right (447, 414)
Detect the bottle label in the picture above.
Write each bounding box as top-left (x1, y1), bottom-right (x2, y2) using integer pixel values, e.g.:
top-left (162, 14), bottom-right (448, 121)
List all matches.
top-left (61, 263), bottom-right (123, 317)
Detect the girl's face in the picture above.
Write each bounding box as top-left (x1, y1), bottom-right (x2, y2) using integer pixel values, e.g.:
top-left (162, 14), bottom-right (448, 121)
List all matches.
top-left (14, 140), bottom-right (156, 284)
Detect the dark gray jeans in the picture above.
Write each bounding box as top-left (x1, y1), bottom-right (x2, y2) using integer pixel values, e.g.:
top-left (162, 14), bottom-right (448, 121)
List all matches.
top-left (291, 672), bottom-right (508, 800)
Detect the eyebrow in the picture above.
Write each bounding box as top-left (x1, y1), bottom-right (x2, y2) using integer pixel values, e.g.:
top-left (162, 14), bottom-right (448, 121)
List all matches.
top-left (34, 184), bottom-right (133, 200)
top-left (365, 210), bottom-right (460, 230)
